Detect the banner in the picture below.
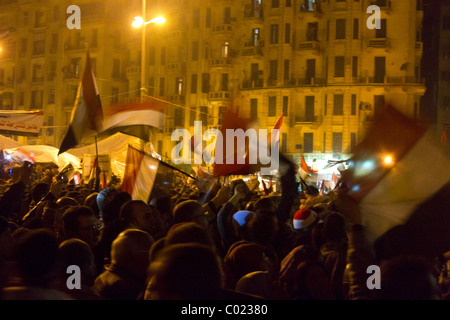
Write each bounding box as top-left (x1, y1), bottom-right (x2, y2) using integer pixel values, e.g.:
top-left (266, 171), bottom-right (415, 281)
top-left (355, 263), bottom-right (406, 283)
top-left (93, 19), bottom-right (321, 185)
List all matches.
top-left (0, 110), bottom-right (44, 136)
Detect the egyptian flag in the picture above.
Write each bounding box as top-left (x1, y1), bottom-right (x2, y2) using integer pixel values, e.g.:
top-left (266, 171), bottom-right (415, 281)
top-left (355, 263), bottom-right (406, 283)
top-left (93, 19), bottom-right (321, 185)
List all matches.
top-left (212, 109), bottom-right (283, 176)
top-left (300, 155), bottom-right (312, 180)
top-left (341, 105), bottom-right (450, 257)
top-left (121, 145), bottom-right (176, 202)
top-left (98, 98), bottom-right (165, 141)
top-left (58, 51), bottom-right (103, 155)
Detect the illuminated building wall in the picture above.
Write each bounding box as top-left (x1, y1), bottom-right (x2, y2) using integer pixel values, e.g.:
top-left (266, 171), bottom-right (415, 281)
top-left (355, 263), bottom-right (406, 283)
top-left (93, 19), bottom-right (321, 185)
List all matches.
top-left (0, 0), bottom-right (426, 168)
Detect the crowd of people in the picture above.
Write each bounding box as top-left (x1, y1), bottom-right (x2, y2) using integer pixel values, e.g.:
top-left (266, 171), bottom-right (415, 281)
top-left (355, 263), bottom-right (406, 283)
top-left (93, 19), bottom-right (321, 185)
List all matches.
top-left (0, 157), bottom-right (449, 300)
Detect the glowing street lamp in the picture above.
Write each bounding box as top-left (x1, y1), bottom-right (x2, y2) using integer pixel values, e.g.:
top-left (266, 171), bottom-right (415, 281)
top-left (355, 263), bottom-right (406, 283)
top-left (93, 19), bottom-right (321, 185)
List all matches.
top-left (131, 7), bottom-right (165, 101)
top-left (383, 154), bottom-right (394, 167)
top-left (132, 16), bottom-right (165, 28)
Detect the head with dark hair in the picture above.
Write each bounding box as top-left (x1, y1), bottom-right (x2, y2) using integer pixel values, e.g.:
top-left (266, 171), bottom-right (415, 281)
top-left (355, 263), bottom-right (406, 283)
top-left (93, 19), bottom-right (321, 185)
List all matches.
top-left (378, 255), bottom-right (440, 300)
top-left (322, 212), bottom-right (347, 243)
top-left (120, 200), bottom-right (165, 239)
top-left (31, 183), bottom-right (50, 204)
top-left (165, 222), bottom-right (213, 247)
top-left (62, 205), bottom-right (100, 248)
top-left (172, 200), bottom-right (208, 230)
top-left (145, 243), bottom-right (224, 300)
top-left (16, 228), bottom-right (59, 287)
top-left (246, 212), bottom-right (278, 247)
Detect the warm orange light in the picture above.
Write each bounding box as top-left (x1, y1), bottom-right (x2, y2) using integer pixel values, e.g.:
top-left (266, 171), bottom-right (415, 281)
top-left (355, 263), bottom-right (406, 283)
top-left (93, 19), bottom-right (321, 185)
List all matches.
top-left (132, 16), bottom-right (165, 28)
top-left (383, 155), bottom-right (394, 166)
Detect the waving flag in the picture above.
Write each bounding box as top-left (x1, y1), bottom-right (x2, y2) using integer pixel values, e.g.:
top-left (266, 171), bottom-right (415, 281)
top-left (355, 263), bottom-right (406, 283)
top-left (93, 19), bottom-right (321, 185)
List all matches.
top-left (98, 98), bottom-right (166, 141)
top-left (212, 109), bottom-right (283, 176)
top-left (341, 105), bottom-right (450, 256)
top-left (58, 50), bottom-right (103, 155)
top-left (122, 145), bottom-right (187, 202)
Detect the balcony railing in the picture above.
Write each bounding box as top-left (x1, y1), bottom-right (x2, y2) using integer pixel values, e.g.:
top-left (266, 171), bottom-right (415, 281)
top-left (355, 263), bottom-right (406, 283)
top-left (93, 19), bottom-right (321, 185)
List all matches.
top-left (212, 24), bottom-right (233, 33)
top-left (208, 91), bottom-right (231, 101)
top-left (367, 38), bottom-right (390, 48)
top-left (297, 40), bottom-right (320, 52)
top-left (209, 58), bottom-right (232, 68)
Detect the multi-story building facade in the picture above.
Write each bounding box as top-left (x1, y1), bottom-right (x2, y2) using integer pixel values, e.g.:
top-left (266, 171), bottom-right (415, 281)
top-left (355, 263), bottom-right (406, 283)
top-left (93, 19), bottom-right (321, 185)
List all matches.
top-left (0, 0), bottom-right (139, 147)
top-left (0, 0), bottom-right (427, 174)
top-left (422, 0), bottom-right (450, 147)
top-left (146, 0), bottom-right (425, 169)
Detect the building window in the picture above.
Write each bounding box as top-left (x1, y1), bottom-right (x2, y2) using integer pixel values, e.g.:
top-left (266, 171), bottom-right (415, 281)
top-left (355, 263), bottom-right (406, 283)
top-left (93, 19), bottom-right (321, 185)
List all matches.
top-left (283, 96), bottom-right (289, 116)
top-left (200, 106), bottom-right (208, 126)
top-left (306, 59), bottom-right (316, 84)
top-left (303, 133), bottom-right (314, 153)
top-left (269, 60), bottom-right (278, 81)
top-left (268, 96), bottom-right (277, 116)
top-left (224, 7), bottom-right (231, 24)
top-left (353, 19), bottom-right (359, 39)
top-left (174, 108), bottom-right (184, 127)
top-left (281, 132), bottom-right (287, 153)
top-left (221, 73), bottom-right (229, 91)
top-left (285, 23), bottom-right (291, 43)
top-left (305, 96), bottom-right (315, 121)
top-left (374, 95), bottom-right (385, 118)
top-left (48, 88), bottom-right (55, 104)
top-left (284, 60), bottom-right (290, 81)
top-left (332, 132), bottom-right (343, 154)
top-left (32, 33), bottom-right (45, 55)
top-left (376, 19), bottom-right (387, 38)
top-left (176, 78), bottom-right (183, 95)
top-left (218, 106), bottom-right (226, 124)
top-left (31, 90), bottom-right (43, 109)
top-left (351, 94), bottom-right (357, 115)
top-left (201, 73), bottom-right (210, 93)
top-left (352, 56), bottom-right (358, 77)
top-left (191, 74), bottom-right (198, 94)
top-left (335, 56), bottom-right (345, 77)
top-left (222, 41), bottom-right (230, 58)
top-left (193, 9), bottom-right (200, 28)
top-left (374, 56), bottom-right (386, 83)
top-left (333, 94), bottom-right (344, 115)
top-left (350, 132), bottom-right (356, 151)
top-left (272, 0), bottom-right (280, 8)
top-left (206, 8), bottom-right (211, 28)
top-left (336, 19), bottom-right (346, 39)
top-left (307, 22), bottom-right (318, 41)
top-left (271, 24), bottom-right (279, 44)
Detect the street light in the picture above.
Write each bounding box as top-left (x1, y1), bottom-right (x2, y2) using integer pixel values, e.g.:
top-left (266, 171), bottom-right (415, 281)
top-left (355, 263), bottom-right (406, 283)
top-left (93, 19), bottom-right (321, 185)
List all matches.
top-left (131, 3), bottom-right (165, 101)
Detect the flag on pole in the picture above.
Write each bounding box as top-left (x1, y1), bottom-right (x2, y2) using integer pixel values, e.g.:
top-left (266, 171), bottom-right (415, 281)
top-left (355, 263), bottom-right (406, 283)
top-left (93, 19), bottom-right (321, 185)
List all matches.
top-left (98, 98), bottom-right (166, 141)
top-left (121, 145), bottom-right (183, 202)
top-left (58, 50), bottom-right (103, 155)
top-left (121, 145), bottom-right (161, 202)
top-left (212, 109), bottom-right (283, 176)
top-left (341, 105), bottom-right (450, 256)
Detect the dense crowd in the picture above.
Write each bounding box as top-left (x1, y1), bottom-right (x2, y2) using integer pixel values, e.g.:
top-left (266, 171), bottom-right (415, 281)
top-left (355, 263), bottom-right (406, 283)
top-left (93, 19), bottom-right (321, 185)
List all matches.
top-left (0, 158), bottom-right (449, 300)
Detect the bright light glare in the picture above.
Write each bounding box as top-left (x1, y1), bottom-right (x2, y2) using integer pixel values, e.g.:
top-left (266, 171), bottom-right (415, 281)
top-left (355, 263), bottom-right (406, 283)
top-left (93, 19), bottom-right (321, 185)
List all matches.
top-left (148, 16), bottom-right (165, 24)
top-left (132, 16), bottom-right (144, 28)
top-left (132, 16), bottom-right (165, 28)
top-left (383, 155), bottom-right (394, 166)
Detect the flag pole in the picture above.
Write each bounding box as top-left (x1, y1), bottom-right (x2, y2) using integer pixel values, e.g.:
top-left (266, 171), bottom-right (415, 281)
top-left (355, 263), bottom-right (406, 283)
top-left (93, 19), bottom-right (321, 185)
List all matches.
top-left (94, 135), bottom-right (100, 191)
